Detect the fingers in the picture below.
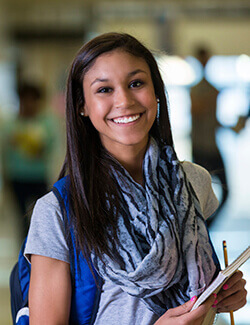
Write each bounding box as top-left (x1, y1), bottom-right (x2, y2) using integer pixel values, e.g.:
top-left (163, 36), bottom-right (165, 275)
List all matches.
top-left (154, 298), bottom-right (198, 324)
top-left (217, 286), bottom-right (247, 312)
top-left (217, 272), bottom-right (247, 312)
top-left (217, 294), bottom-right (247, 313)
top-left (218, 276), bottom-right (246, 301)
top-left (217, 271), bottom-right (244, 302)
top-left (154, 294), bottom-right (218, 325)
top-left (185, 293), bottom-right (217, 322)
top-left (166, 296), bottom-right (197, 317)
top-left (221, 271), bottom-right (244, 291)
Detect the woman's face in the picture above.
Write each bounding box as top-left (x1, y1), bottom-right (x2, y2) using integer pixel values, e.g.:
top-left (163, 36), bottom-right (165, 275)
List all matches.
top-left (82, 49), bottom-right (157, 156)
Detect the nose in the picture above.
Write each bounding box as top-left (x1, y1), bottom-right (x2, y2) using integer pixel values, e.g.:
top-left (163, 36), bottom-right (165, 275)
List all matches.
top-left (114, 88), bottom-right (135, 109)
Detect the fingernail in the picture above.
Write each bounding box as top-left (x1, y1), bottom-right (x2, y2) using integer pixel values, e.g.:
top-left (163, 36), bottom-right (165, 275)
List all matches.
top-left (212, 304), bottom-right (217, 308)
top-left (213, 293), bottom-right (217, 298)
top-left (223, 284), bottom-right (229, 290)
top-left (191, 295), bottom-right (197, 302)
top-left (213, 300), bottom-right (218, 305)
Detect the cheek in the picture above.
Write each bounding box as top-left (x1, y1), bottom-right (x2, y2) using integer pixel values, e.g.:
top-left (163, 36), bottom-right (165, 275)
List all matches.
top-left (85, 99), bottom-right (110, 125)
top-left (84, 95), bottom-right (100, 116)
top-left (147, 98), bottom-right (158, 127)
top-left (146, 96), bottom-right (158, 117)
top-left (140, 89), bottom-right (157, 110)
top-left (150, 106), bottom-right (158, 127)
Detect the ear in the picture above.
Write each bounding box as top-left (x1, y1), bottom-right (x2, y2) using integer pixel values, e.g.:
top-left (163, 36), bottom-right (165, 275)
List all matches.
top-left (83, 103), bottom-right (89, 117)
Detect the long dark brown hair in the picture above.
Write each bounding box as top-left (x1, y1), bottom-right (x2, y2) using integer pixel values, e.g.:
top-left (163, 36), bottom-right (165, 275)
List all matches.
top-left (59, 32), bottom-right (174, 261)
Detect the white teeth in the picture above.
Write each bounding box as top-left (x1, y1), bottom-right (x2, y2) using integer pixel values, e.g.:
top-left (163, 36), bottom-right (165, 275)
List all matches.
top-left (113, 114), bottom-right (140, 124)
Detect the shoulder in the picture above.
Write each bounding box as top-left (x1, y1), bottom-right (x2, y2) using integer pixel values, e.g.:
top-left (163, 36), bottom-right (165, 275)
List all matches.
top-left (25, 191), bottom-right (70, 264)
top-left (31, 190), bottom-right (67, 233)
top-left (191, 79), bottom-right (218, 95)
top-left (34, 190), bottom-right (61, 214)
top-left (29, 191), bottom-right (63, 236)
top-left (182, 161), bottom-right (211, 183)
top-left (181, 161), bottom-right (219, 219)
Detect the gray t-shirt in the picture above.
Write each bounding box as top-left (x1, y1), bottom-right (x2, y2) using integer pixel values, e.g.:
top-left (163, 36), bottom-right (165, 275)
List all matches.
top-left (25, 161), bottom-right (219, 325)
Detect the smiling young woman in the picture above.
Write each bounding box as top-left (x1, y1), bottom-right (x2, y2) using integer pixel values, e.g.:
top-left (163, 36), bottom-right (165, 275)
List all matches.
top-left (82, 49), bottom-right (158, 182)
top-left (22, 33), bottom-right (247, 325)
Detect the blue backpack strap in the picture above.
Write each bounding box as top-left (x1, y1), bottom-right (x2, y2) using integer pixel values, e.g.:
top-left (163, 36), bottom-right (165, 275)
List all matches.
top-left (10, 239), bottom-right (30, 324)
top-left (53, 176), bottom-right (102, 324)
top-left (10, 262), bottom-right (28, 323)
top-left (18, 239), bottom-right (31, 301)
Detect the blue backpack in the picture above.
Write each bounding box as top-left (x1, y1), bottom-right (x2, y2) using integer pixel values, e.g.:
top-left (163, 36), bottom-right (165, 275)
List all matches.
top-left (9, 176), bottom-right (103, 325)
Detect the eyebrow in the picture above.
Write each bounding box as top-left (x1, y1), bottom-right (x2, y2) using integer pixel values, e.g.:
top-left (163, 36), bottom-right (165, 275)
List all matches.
top-left (90, 69), bottom-right (147, 86)
top-left (128, 69), bottom-right (147, 77)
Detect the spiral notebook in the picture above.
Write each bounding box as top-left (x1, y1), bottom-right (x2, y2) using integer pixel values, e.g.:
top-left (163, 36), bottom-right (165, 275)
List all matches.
top-left (191, 245), bottom-right (250, 325)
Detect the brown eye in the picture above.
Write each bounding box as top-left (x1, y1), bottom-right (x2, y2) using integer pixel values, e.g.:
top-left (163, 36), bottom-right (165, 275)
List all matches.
top-left (97, 87), bottom-right (112, 93)
top-left (130, 80), bottom-right (144, 88)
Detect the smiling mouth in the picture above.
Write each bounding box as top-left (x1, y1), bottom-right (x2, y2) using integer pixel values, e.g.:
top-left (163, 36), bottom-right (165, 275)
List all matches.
top-left (112, 113), bottom-right (142, 124)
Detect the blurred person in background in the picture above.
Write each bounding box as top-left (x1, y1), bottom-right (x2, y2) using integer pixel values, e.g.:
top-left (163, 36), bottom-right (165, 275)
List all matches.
top-left (1, 83), bottom-right (57, 240)
top-left (190, 47), bottom-right (228, 228)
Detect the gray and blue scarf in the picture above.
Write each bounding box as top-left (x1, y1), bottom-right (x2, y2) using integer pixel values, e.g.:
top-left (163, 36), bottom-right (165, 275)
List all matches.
top-left (92, 138), bottom-right (218, 316)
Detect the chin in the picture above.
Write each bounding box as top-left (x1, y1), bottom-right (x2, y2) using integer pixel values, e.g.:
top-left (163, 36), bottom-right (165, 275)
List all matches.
top-left (117, 134), bottom-right (149, 147)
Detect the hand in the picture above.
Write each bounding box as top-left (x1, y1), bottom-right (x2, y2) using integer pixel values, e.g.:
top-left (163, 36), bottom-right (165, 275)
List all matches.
top-left (216, 271), bottom-right (247, 313)
top-left (154, 294), bottom-right (217, 325)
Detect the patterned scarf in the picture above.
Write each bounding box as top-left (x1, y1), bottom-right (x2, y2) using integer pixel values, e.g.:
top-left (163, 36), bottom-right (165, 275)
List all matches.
top-left (92, 138), bottom-right (217, 316)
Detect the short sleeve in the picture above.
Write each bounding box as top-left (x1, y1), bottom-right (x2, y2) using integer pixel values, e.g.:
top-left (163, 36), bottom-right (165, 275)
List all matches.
top-left (182, 161), bottom-right (219, 219)
top-left (24, 191), bottom-right (70, 264)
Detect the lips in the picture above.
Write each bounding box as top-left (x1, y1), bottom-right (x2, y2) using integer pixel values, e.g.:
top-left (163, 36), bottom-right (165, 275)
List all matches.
top-left (112, 113), bottom-right (141, 124)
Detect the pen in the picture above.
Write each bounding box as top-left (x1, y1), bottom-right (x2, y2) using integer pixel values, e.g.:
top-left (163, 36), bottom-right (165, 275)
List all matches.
top-left (223, 240), bottom-right (235, 325)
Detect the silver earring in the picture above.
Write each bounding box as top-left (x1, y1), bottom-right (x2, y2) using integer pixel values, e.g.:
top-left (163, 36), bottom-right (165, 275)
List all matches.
top-left (80, 111), bottom-right (85, 116)
top-left (157, 98), bottom-right (160, 118)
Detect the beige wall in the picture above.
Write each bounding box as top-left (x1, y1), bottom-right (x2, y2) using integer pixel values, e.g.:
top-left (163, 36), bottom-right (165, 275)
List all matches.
top-left (174, 18), bottom-right (250, 56)
top-left (96, 18), bottom-right (160, 50)
top-left (95, 16), bottom-right (250, 56)
top-left (1, 12), bottom-right (249, 111)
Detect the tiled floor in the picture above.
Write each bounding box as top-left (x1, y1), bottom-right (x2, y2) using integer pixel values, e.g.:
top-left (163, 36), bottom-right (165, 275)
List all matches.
top-left (0, 127), bottom-right (249, 325)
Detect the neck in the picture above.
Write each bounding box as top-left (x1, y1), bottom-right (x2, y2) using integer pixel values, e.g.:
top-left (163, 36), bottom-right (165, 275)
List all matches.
top-left (118, 151), bottom-right (145, 185)
top-left (107, 140), bottom-right (149, 186)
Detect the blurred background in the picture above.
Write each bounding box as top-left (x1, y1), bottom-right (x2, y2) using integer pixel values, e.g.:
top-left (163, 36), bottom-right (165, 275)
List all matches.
top-left (0, 0), bottom-right (249, 324)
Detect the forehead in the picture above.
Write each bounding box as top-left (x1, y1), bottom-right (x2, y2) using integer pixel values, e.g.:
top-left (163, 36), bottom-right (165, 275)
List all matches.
top-left (84, 49), bottom-right (150, 78)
